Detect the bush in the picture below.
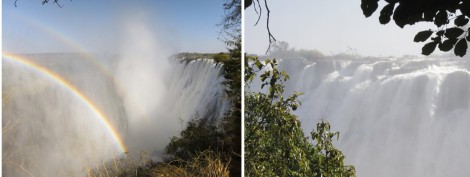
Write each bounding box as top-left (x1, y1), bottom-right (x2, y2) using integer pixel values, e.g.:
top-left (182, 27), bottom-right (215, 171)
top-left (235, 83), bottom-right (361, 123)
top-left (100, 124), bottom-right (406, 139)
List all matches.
top-left (214, 53), bottom-right (230, 63)
top-left (165, 116), bottom-right (224, 163)
top-left (245, 56), bottom-right (355, 177)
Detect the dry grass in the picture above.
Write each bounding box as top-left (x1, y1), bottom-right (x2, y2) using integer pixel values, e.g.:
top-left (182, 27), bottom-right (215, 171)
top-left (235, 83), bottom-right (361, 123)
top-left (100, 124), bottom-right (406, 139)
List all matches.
top-left (87, 151), bottom-right (146, 177)
top-left (151, 151), bottom-right (230, 177)
top-left (89, 150), bottom-right (230, 177)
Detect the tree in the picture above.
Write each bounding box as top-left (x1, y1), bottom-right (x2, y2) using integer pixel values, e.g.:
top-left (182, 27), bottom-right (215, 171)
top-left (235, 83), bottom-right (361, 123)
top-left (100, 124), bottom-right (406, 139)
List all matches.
top-left (245, 56), bottom-right (355, 177)
top-left (220, 0), bottom-right (242, 49)
top-left (166, 115), bottom-right (225, 164)
top-left (361, 0), bottom-right (470, 57)
top-left (166, 1), bottom-right (242, 176)
top-left (219, 1), bottom-right (242, 176)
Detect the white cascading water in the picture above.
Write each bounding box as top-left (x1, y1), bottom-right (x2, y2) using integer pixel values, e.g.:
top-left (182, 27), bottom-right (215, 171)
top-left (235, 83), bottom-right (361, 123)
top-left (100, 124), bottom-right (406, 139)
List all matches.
top-left (2, 53), bottom-right (228, 176)
top-left (112, 18), bottom-right (229, 155)
top-left (266, 55), bottom-right (470, 177)
top-left (165, 59), bottom-right (229, 124)
top-left (122, 57), bottom-right (230, 155)
top-left (4, 15), bottom-right (229, 176)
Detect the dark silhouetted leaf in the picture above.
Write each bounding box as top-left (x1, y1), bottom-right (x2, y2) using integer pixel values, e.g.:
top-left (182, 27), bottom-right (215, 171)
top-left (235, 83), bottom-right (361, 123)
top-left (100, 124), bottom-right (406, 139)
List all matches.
top-left (384, 0), bottom-right (398, 3)
top-left (460, 1), bottom-right (470, 17)
top-left (468, 28), bottom-right (470, 42)
top-left (454, 39), bottom-right (468, 57)
top-left (359, 0), bottom-right (467, 56)
top-left (438, 39), bottom-right (457, 52)
top-left (244, 0), bottom-right (252, 9)
top-left (434, 10), bottom-right (448, 27)
top-left (414, 30), bottom-right (433, 42)
top-left (424, 9), bottom-right (438, 21)
top-left (422, 41), bottom-right (438, 55)
top-left (392, 4), bottom-right (408, 28)
top-left (379, 3), bottom-right (395, 24)
top-left (448, 5), bottom-right (458, 13)
top-left (444, 27), bottom-right (464, 39)
top-left (361, 0), bottom-right (379, 17)
top-left (454, 15), bottom-right (469, 26)
top-left (431, 36), bottom-right (442, 43)
top-left (392, 3), bottom-right (424, 28)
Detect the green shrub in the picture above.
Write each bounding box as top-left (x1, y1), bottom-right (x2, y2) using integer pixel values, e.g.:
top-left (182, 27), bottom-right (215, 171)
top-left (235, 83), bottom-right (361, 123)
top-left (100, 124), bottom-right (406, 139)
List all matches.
top-left (245, 56), bottom-right (356, 177)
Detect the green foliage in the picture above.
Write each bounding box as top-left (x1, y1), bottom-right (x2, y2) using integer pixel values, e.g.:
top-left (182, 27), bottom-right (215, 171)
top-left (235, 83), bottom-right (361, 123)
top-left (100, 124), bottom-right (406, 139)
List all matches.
top-left (166, 8), bottom-right (242, 176)
top-left (173, 52), bottom-right (228, 62)
top-left (166, 46), bottom-right (241, 173)
top-left (166, 116), bottom-right (224, 163)
top-left (361, 0), bottom-right (470, 56)
top-left (219, 36), bottom-right (242, 177)
top-left (173, 52), bottom-right (235, 64)
top-left (214, 52), bottom-right (230, 63)
top-left (245, 56), bottom-right (355, 177)
top-left (309, 120), bottom-right (355, 176)
top-left (220, 0), bottom-right (241, 49)
top-left (165, 57), bottom-right (241, 177)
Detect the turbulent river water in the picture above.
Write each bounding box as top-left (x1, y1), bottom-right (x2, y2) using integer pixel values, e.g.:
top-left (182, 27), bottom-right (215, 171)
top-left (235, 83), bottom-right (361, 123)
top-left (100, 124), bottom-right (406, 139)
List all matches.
top-left (2, 53), bottom-right (228, 176)
top-left (270, 56), bottom-right (470, 177)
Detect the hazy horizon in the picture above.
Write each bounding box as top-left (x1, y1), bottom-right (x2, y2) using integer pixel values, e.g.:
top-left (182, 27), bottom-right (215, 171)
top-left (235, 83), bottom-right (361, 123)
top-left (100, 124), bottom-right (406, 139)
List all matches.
top-left (3, 0), bottom-right (228, 54)
top-left (245, 0), bottom-right (450, 57)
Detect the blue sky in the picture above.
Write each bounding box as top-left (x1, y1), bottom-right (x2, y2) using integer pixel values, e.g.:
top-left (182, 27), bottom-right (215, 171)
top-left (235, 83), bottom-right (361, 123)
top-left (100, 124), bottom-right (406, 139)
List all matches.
top-left (245, 0), bottom-right (440, 57)
top-left (3, 0), bottom-right (228, 54)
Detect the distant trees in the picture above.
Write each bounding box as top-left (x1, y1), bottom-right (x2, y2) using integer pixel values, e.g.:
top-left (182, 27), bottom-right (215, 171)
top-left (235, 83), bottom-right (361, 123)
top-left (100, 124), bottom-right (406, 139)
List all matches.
top-left (214, 52), bottom-right (230, 63)
top-left (266, 41), bottom-right (326, 60)
top-left (244, 56), bottom-right (356, 177)
top-left (361, 0), bottom-right (470, 56)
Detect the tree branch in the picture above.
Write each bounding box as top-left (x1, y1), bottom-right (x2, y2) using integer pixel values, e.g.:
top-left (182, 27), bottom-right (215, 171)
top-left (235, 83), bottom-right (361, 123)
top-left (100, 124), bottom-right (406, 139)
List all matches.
top-left (253, 0), bottom-right (262, 26)
top-left (42, 0), bottom-right (64, 8)
top-left (264, 0), bottom-right (277, 54)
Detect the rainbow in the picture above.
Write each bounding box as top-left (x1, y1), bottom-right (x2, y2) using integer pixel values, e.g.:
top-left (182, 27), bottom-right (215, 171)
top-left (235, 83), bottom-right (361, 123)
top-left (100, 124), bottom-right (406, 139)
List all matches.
top-left (7, 12), bottom-right (115, 79)
top-left (3, 53), bottom-right (127, 153)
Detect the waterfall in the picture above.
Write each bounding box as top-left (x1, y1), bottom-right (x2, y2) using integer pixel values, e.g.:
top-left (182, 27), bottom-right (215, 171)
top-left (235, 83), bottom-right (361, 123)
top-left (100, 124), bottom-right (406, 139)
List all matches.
top-left (2, 53), bottom-right (229, 176)
top-left (272, 56), bottom-right (470, 177)
top-left (165, 59), bottom-right (229, 124)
